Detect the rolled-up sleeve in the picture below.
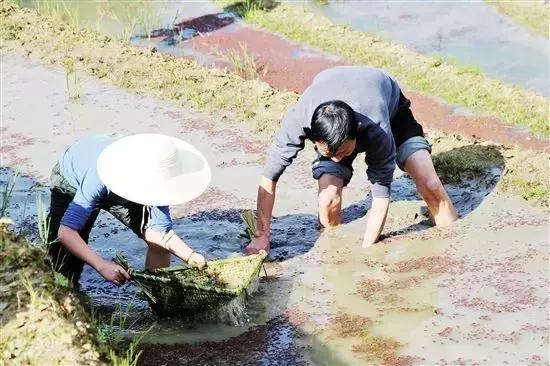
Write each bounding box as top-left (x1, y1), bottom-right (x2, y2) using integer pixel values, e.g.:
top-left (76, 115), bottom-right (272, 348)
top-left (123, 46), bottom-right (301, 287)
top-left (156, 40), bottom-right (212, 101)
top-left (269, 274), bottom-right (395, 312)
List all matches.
top-left (362, 124), bottom-right (396, 198)
top-left (148, 206), bottom-right (172, 233)
top-left (61, 172), bottom-right (107, 231)
top-left (263, 104), bottom-right (308, 182)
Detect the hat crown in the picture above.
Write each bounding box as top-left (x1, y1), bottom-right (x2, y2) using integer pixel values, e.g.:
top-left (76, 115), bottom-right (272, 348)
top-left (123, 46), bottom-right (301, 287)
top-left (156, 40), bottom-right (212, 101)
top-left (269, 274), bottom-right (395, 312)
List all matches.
top-left (144, 138), bottom-right (182, 180)
top-left (97, 133), bottom-right (211, 206)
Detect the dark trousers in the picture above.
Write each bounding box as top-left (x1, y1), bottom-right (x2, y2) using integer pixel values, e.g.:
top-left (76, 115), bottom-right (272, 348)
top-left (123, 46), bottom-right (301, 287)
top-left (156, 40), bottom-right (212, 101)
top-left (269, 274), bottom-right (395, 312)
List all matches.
top-left (47, 184), bottom-right (148, 284)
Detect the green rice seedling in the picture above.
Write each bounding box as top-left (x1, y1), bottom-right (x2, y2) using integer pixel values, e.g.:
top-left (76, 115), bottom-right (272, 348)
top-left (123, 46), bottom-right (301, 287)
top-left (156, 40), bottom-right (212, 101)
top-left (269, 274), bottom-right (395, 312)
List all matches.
top-left (35, 0), bottom-right (80, 29)
top-left (108, 341), bottom-right (142, 366)
top-left (0, 170), bottom-right (20, 218)
top-left (133, 5), bottom-right (161, 41)
top-left (225, 43), bottom-right (261, 80)
top-left (62, 57), bottom-right (80, 100)
top-left (35, 192), bottom-right (52, 249)
top-left (90, 301), bottom-right (150, 366)
top-left (240, 209), bottom-right (257, 238)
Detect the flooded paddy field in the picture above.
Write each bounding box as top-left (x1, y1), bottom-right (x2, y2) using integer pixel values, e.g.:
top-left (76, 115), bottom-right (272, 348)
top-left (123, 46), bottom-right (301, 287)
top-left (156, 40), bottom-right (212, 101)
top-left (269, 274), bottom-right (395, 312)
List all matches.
top-left (2, 51), bottom-right (549, 364)
top-left (2, 1), bottom-right (549, 364)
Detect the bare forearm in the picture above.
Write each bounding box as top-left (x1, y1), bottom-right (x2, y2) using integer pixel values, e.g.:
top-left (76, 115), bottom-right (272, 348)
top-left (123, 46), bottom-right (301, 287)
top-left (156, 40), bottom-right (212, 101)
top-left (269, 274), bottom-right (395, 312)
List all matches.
top-left (58, 225), bottom-right (104, 270)
top-left (362, 197), bottom-right (390, 247)
top-left (256, 176), bottom-right (276, 238)
top-left (144, 229), bottom-right (193, 261)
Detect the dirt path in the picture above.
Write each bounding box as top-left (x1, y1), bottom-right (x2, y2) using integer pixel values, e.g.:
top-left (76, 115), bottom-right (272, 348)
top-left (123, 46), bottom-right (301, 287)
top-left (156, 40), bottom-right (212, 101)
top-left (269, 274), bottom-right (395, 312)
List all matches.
top-left (2, 51), bottom-right (549, 365)
top-left (134, 10), bottom-right (549, 152)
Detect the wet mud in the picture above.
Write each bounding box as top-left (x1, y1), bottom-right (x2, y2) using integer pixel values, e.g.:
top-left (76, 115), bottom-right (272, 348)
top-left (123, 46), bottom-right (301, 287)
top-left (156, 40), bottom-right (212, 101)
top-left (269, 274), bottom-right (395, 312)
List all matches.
top-left (2, 50), bottom-right (549, 365)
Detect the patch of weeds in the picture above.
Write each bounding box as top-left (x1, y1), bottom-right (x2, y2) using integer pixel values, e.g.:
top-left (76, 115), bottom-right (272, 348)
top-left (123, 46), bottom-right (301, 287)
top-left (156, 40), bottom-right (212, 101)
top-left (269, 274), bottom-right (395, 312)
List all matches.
top-left (90, 303), bottom-right (149, 366)
top-left (0, 170), bottom-right (19, 217)
top-left (225, 42), bottom-right (264, 80)
top-left (224, 0), bottom-right (277, 18)
top-left (62, 57), bottom-right (80, 100)
top-left (34, 0), bottom-right (80, 29)
top-left (433, 144), bottom-right (505, 184)
top-left (0, 227), bottom-right (101, 364)
top-left (502, 175), bottom-right (550, 206)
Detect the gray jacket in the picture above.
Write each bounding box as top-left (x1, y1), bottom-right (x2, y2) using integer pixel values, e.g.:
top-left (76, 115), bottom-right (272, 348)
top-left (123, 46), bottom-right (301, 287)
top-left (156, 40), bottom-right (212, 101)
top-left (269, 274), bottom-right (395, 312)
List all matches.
top-left (263, 66), bottom-right (401, 197)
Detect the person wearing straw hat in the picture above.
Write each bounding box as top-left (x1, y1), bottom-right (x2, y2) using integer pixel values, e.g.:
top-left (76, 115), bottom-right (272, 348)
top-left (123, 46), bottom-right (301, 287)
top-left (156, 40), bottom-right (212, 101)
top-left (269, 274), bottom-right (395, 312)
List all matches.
top-left (46, 133), bottom-right (211, 286)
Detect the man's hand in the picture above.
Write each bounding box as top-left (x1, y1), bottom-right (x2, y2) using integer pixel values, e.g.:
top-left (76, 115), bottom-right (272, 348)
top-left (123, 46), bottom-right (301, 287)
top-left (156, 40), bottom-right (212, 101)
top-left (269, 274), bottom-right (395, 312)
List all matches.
top-left (362, 197), bottom-right (390, 248)
top-left (246, 235), bottom-right (270, 255)
top-left (97, 260), bottom-right (130, 285)
top-left (187, 252), bottom-right (207, 270)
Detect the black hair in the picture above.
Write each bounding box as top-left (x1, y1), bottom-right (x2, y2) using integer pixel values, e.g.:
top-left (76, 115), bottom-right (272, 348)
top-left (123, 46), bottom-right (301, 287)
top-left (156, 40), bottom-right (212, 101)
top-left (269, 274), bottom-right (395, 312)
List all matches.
top-left (305, 100), bottom-right (358, 155)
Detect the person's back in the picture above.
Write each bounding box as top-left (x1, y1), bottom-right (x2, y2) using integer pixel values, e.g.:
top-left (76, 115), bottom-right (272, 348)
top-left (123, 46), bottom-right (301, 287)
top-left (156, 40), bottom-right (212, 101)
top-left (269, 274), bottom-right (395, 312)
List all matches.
top-left (303, 66), bottom-right (401, 132)
top-left (58, 134), bottom-right (115, 193)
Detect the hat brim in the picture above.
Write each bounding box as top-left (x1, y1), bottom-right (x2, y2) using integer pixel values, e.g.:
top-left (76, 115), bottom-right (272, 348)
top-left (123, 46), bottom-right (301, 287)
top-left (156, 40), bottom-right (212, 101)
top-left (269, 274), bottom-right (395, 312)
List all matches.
top-left (97, 136), bottom-right (211, 206)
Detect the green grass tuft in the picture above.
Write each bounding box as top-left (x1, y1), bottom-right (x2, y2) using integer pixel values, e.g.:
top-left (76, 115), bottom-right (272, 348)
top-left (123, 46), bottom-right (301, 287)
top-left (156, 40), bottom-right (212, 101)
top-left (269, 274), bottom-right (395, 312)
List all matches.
top-left (433, 144), bottom-right (505, 184)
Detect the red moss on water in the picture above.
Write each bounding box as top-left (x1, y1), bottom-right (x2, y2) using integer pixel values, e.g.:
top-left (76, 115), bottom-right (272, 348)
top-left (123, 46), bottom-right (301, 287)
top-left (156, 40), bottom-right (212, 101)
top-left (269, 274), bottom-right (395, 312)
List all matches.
top-left (386, 256), bottom-right (465, 275)
top-left (285, 308), bottom-right (310, 327)
top-left (386, 276), bottom-right (425, 291)
top-left (330, 313), bottom-right (371, 337)
top-left (352, 335), bottom-right (416, 366)
top-left (357, 279), bottom-right (385, 300)
top-left (485, 211), bottom-right (549, 230)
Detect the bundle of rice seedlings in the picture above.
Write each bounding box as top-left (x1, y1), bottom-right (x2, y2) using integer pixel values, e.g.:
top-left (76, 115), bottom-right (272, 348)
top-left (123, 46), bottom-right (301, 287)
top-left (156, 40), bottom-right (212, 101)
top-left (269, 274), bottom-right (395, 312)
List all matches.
top-left (240, 209), bottom-right (257, 239)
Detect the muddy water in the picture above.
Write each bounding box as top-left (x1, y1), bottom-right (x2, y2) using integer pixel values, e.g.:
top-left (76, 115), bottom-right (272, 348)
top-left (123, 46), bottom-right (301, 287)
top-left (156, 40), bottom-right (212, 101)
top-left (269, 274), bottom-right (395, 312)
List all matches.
top-left (302, 1), bottom-right (550, 97)
top-left (16, 1), bottom-right (215, 41)
top-left (3, 52), bottom-right (549, 364)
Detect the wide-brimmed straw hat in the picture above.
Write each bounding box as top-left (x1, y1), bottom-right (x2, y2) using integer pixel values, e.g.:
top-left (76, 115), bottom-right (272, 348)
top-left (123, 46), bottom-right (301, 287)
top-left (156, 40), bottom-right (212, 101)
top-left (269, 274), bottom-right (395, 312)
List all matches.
top-left (97, 134), bottom-right (211, 206)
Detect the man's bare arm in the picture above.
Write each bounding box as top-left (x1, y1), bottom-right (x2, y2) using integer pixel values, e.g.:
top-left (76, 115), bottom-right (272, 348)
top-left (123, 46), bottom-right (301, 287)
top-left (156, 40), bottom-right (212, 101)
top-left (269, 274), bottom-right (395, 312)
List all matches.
top-left (246, 176), bottom-right (277, 254)
top-left (362, 197), bottom-right (390, 248)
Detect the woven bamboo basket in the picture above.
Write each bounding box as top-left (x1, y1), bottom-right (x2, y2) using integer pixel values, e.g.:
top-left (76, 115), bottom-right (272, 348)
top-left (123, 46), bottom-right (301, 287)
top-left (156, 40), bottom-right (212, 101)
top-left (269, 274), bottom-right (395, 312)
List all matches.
top-left (116, 251), bottom-right (267, 316)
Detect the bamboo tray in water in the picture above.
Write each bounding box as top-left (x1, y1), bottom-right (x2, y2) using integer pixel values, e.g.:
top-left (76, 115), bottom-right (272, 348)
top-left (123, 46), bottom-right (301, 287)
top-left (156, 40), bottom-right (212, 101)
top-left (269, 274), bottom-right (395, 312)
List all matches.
top-left (116, 251), bottom-right (267, 317)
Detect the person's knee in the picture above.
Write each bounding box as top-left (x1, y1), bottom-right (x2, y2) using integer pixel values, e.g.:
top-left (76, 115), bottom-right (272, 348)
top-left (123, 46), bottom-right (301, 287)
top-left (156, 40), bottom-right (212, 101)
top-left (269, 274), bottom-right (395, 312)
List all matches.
top-left (318, 187), bottom-right (341, 211)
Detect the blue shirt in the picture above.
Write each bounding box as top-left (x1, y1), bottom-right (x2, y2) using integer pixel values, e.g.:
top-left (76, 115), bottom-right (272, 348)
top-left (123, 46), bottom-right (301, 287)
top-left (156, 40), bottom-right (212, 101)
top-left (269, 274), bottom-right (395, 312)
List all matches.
top-left (58, 134), bottom-right (172, 233)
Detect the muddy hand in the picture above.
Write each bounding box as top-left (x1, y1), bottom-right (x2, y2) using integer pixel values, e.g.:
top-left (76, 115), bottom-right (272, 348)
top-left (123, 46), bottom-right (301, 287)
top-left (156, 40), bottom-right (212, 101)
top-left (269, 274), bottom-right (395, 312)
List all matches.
top-left (98, 260), bottom-right (130, 285)
top-left (187, 252), bottom-right (207, 270)
top-left (246, 235), bottom-right (270, 255)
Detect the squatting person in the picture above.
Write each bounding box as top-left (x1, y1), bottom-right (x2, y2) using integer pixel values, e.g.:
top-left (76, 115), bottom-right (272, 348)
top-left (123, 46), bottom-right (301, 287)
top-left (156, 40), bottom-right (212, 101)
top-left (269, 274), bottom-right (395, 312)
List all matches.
top-left (246, 66), bottom-right (458, 254)
top-left (47, 133), bottom-right (211, 285)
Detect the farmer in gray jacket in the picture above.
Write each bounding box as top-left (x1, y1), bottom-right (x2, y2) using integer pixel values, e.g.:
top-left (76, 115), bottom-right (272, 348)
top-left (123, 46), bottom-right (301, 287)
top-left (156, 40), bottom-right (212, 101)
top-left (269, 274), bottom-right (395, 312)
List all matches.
top-left (246, 66), bottom-right (458, 254)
